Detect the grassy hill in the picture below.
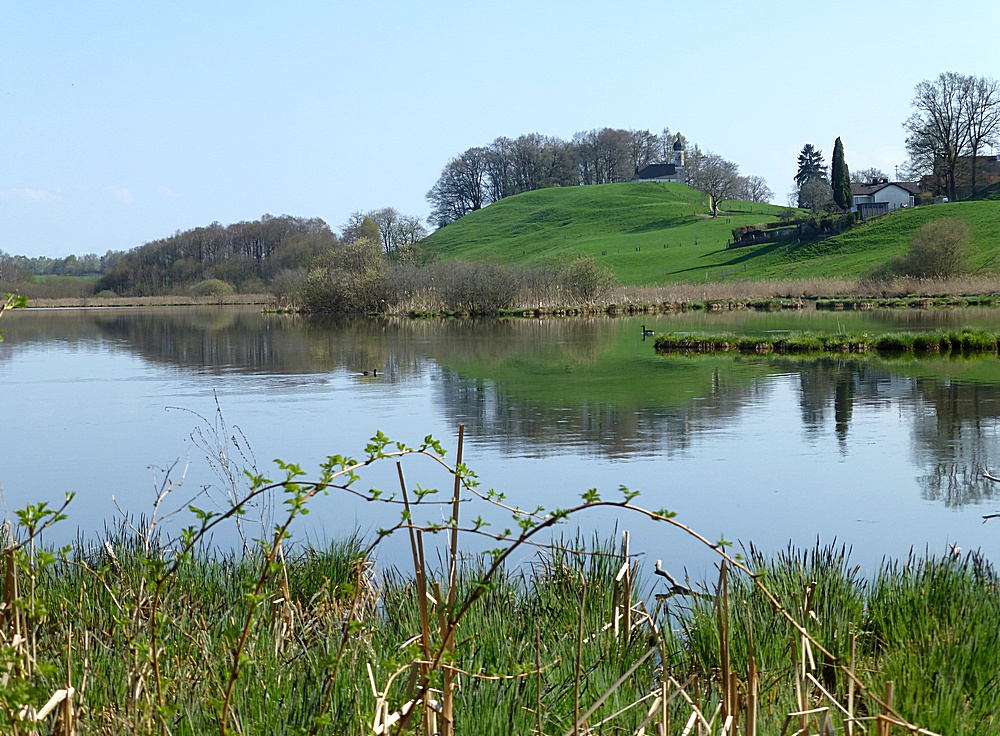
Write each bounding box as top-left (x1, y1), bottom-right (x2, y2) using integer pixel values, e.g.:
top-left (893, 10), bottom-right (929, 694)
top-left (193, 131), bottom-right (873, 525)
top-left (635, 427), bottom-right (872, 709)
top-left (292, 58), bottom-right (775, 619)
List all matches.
top-left (419, 183), bottom-right (1000, 285)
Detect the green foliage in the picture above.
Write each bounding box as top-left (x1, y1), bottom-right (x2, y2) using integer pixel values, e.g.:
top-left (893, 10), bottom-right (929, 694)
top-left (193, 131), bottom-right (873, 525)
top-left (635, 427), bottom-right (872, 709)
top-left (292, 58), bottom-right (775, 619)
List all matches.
top-left (301, 236), bottom-right (390, 313)
top-left (188, 278), bottom-right (236, 297)
top-left (831, 136), bottom-right (851, 210)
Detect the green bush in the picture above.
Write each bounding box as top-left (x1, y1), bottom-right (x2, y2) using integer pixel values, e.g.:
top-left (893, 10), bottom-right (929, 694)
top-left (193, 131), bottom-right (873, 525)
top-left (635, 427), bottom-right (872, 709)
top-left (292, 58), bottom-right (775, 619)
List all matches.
top-left (188, 279), bottom-right (236, 297)
top-left (301, 237), bottom-right (390, 313)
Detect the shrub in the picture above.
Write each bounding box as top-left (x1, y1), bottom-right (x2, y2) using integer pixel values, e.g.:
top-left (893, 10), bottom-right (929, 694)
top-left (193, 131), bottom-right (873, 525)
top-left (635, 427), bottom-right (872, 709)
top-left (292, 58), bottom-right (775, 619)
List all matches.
top-left (900, 219), bottom-right (973, 279)
top-left (188, 279), bottom-right (236, 297)
top-left (301, 237), bottom-right (390, 313)
top-left (436, 261), bottom-right (519, 313)
top-left (558, 256), bottom-right (617, 303)
top-left (94, 290), bottom-right (118, 299)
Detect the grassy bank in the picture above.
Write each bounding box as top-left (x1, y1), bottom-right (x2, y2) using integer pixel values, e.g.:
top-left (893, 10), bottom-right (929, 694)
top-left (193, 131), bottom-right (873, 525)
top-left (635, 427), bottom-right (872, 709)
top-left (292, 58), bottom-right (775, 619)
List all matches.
top-left (1, 429), bottom-right (993, 734)
top-left (2, 527), bottom-right (994, 734)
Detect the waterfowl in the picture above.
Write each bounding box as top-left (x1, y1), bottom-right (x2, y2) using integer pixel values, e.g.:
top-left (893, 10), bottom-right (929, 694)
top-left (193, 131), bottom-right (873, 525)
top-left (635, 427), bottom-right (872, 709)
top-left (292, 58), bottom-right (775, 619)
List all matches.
top-left (362, 369), bottom-right (378, 376)
top-left (641, 325), bottom-right (655, 336)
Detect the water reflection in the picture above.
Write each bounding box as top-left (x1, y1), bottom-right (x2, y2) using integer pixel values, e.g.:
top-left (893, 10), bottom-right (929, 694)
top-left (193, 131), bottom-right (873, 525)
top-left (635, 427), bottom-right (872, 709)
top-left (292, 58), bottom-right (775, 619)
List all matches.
top-left (4, 307), bottom-right (1000, 510)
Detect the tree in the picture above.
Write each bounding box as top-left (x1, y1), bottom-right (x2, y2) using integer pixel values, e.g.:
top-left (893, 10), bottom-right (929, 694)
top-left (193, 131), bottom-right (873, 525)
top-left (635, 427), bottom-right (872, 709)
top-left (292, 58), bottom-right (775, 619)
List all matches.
top-left (964, 75), bottom-right (1000, 195)
top-left (831, 137), bottom-right (852, 210)
top-left (851, 167), bottom-right (889, 185)
top-left (798, 178), bottom-right (835, 213)
top-left (794, 144), bottom-right (827, 187)
top-left (904, 72), bottom-right (971, 201)
top-left (426, 148), bottom-right (490, 228)
top-left (695, 153), bottom-right (741, 216)
top-left (736, 175), bottom-right (774, 203)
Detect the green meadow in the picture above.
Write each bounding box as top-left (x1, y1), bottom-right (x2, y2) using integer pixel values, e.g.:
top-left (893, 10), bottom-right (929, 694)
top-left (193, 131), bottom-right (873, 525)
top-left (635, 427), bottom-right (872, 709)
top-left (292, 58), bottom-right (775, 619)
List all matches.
top-left (420, 183), bottom-right (1000, 286)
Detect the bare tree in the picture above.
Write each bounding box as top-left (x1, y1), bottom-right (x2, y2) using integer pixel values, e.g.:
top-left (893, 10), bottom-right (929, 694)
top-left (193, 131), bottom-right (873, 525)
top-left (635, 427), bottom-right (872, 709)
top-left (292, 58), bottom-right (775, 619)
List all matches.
top-left (851, 167), bottom-right (890, 185)
top-left (366, 207), bottom-right (427, 255)
top-left (965, 75), bottom-right (1000, 194)
top-left (736, 175), bottom-right (774, 203)
top-left (904, 72), bottom-right (972, 201)
top-left (427, 147), bottom-right (490, 228)
top-left (694, 153), bottom-right (741, 216)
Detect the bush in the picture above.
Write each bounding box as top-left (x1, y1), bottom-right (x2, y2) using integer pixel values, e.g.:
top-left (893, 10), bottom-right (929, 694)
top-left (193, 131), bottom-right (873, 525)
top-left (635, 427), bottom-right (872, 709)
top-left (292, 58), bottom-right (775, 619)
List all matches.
top-left (558, 256), bottom-right (617, 303)
top-left (94, 290), bottom-right (118, 299)
top-left (188, 279), bottom-right (236, 297)
top-left (900, 219), bottom-right (972, 279)
top-left (301, 237), bottom-right (390, 313)
top-left (436, 261), bottom-right (519, 313)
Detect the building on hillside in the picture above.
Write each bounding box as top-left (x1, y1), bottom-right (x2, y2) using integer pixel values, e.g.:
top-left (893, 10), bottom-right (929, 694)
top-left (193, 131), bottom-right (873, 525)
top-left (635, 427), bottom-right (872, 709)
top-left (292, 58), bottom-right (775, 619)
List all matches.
top-left (851, 180), bottom-right (921, 220)
top-left (925, 153), bottom-right (1000, 199)
top-left (633, 136), bottom-right (686, 183)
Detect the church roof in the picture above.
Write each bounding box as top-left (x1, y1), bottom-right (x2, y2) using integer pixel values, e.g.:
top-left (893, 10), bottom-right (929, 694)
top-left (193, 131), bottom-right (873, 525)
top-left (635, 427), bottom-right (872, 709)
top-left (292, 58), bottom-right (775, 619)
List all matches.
top-left (673, 137), bottom-right (683, 151)
top-left (635, 163), bottom-right (679, 179)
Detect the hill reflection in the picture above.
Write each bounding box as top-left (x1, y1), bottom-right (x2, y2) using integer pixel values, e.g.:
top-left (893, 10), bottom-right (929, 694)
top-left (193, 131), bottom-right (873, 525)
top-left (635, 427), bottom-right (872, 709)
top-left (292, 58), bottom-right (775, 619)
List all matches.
top-left (4, 307), bottom-right (1000, 506)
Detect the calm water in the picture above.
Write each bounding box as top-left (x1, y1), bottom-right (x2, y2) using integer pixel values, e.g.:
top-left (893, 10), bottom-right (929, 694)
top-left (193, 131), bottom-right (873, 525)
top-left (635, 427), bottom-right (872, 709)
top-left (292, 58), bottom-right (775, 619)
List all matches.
top-left (3, 306), bottom-right (1000, 574)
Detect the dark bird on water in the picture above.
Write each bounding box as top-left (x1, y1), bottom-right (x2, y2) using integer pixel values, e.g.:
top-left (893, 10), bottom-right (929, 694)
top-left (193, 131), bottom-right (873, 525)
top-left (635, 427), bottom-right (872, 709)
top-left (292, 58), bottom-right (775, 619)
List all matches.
top-left (362, 369), bottom-right (378, 376)
top-left (641, 325), bottom-right (655, 336)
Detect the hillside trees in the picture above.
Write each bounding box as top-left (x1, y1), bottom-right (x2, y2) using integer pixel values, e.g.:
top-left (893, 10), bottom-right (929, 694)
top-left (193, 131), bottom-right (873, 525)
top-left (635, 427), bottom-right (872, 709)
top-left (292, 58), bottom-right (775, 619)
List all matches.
top-left (904, 72), bottom-right (1000, 199)
top-left (831, 137), bottom-right (851, 210)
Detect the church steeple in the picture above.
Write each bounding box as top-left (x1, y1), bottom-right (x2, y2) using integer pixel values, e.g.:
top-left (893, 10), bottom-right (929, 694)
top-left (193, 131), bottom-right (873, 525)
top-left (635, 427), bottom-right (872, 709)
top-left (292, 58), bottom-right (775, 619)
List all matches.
top-left (672, 135), bottom-right (685, 167)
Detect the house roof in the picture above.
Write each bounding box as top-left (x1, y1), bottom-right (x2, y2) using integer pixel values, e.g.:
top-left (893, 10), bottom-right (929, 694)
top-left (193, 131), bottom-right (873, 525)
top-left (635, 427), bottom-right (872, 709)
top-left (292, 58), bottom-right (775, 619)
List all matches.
top-left (851, 181), bottom-right (921, 196)
top-left (635, 163), bottom-right (679, 179)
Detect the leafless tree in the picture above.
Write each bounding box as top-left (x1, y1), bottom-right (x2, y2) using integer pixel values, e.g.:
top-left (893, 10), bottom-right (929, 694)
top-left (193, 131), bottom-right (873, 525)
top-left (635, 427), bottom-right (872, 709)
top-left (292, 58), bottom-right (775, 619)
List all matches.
top-left (694, 153), bottom-right (741, 216)
top-left (851, 167), bottom-right (890, 185)
top-left (965, 75), bottom-right (1000, 194)
top-left (427, 147), bottom-right (490, 228)
top-left (736, 175), bottom-right (774, 203)
top-left (904, 72), bottom-right (1000, 198)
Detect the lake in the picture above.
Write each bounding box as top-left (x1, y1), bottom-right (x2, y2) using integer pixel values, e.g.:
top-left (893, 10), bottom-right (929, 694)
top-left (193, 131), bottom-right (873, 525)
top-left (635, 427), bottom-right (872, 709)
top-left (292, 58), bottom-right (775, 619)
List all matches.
top-left (3, 305), bottom-right (1000, 576)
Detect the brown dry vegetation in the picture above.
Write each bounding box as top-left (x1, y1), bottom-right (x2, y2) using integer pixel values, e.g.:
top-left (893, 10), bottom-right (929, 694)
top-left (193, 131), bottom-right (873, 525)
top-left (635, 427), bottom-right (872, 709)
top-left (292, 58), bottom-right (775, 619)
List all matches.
top-left (20, 275), bottom-right (1000, 312)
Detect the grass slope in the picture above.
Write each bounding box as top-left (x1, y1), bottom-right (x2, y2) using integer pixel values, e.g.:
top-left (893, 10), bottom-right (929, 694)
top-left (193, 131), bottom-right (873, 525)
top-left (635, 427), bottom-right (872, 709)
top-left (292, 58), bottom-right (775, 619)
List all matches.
top-left (421, 182), bottom-right (788, 285)
top-left (421, 184), bottom-right (1000, 285)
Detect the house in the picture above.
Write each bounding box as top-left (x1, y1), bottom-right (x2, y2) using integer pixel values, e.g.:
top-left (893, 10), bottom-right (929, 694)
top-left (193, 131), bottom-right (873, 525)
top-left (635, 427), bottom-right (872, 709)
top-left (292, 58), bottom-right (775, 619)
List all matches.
top-left (851, 180), bottom-right (921, 219)
top-left (633, 136), bottom-right (686, 183)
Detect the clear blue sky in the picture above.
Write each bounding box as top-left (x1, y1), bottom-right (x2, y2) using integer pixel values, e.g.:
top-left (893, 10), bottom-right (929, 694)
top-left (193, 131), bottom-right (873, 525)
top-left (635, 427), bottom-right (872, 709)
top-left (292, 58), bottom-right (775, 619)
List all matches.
top-left (3, 1), bottom-right (999, 258)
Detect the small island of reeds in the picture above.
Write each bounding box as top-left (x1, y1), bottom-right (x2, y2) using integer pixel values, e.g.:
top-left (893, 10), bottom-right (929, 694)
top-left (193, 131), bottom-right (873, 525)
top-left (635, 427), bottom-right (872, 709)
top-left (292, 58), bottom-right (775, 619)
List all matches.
top-left (654, 328), bottom-right (1000, 357)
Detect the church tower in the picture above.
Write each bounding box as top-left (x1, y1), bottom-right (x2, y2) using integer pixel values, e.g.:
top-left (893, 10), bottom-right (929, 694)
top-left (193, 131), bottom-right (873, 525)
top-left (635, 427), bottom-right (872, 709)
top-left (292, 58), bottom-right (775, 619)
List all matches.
top-left (672, 135), bottom-right (685, 167)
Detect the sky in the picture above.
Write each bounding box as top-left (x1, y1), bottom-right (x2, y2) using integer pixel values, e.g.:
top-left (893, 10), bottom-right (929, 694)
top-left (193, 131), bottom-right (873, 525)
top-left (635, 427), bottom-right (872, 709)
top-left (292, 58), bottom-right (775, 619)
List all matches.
top-left (3, 1), bottom-right (1000, 259)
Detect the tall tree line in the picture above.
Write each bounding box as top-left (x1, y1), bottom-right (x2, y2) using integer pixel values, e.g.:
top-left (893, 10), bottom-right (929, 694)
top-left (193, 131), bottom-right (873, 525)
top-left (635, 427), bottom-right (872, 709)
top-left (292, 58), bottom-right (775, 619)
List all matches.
top-left (97, 214), bottom-right (336, 296)
top-left (904, 72), bottom-right (1000, 200)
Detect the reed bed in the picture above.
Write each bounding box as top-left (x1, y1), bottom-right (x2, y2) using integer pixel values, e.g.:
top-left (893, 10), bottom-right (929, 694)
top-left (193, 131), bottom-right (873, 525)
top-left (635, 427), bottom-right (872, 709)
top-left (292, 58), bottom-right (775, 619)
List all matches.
top-left (2, 427), bottom-right (995, 734)
top-left (654, 328), bottom-right (1000, 357)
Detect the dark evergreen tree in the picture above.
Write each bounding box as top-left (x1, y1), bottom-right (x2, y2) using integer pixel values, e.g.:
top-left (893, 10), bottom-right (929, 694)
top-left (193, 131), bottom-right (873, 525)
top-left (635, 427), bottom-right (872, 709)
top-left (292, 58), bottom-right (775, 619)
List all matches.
top-left (831, 137), bottom-right (852, 210)
top-left (794, 144), bottom-right (827, 187)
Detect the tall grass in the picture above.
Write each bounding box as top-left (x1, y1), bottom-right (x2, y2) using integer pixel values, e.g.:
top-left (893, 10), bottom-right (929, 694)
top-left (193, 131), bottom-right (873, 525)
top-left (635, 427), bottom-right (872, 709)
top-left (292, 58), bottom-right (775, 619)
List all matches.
top-left (2, 426), bottom-right (993, 734)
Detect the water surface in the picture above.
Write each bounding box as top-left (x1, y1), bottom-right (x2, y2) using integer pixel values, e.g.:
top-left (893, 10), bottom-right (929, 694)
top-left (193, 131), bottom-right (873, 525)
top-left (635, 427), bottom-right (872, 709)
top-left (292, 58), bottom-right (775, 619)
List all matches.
top-left (3, 306), bottom-right (1000, 574)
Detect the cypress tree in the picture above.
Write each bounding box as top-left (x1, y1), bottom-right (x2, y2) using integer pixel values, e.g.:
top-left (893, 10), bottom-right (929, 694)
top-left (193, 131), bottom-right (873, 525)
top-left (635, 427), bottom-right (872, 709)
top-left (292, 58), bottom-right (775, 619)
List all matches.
top-left (831, 137), bottom-right (852, 211)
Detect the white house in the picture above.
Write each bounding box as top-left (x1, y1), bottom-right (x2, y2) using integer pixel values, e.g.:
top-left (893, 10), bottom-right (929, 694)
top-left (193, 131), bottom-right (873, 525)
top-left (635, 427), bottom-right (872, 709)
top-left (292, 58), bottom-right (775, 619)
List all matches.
top-left (851, 180), bottom-right (920, 219)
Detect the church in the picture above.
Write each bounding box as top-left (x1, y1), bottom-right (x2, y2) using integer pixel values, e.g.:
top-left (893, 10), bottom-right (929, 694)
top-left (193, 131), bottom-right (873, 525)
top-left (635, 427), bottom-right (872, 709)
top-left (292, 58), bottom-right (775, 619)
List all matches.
top-left (632, 136), bottom-right (686, 183)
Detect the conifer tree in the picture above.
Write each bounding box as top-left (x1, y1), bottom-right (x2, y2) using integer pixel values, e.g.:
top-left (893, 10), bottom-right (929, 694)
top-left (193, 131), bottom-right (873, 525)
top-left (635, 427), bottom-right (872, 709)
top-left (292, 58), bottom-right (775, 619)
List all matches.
top-left (831, 137), bottom-right (852, 210)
